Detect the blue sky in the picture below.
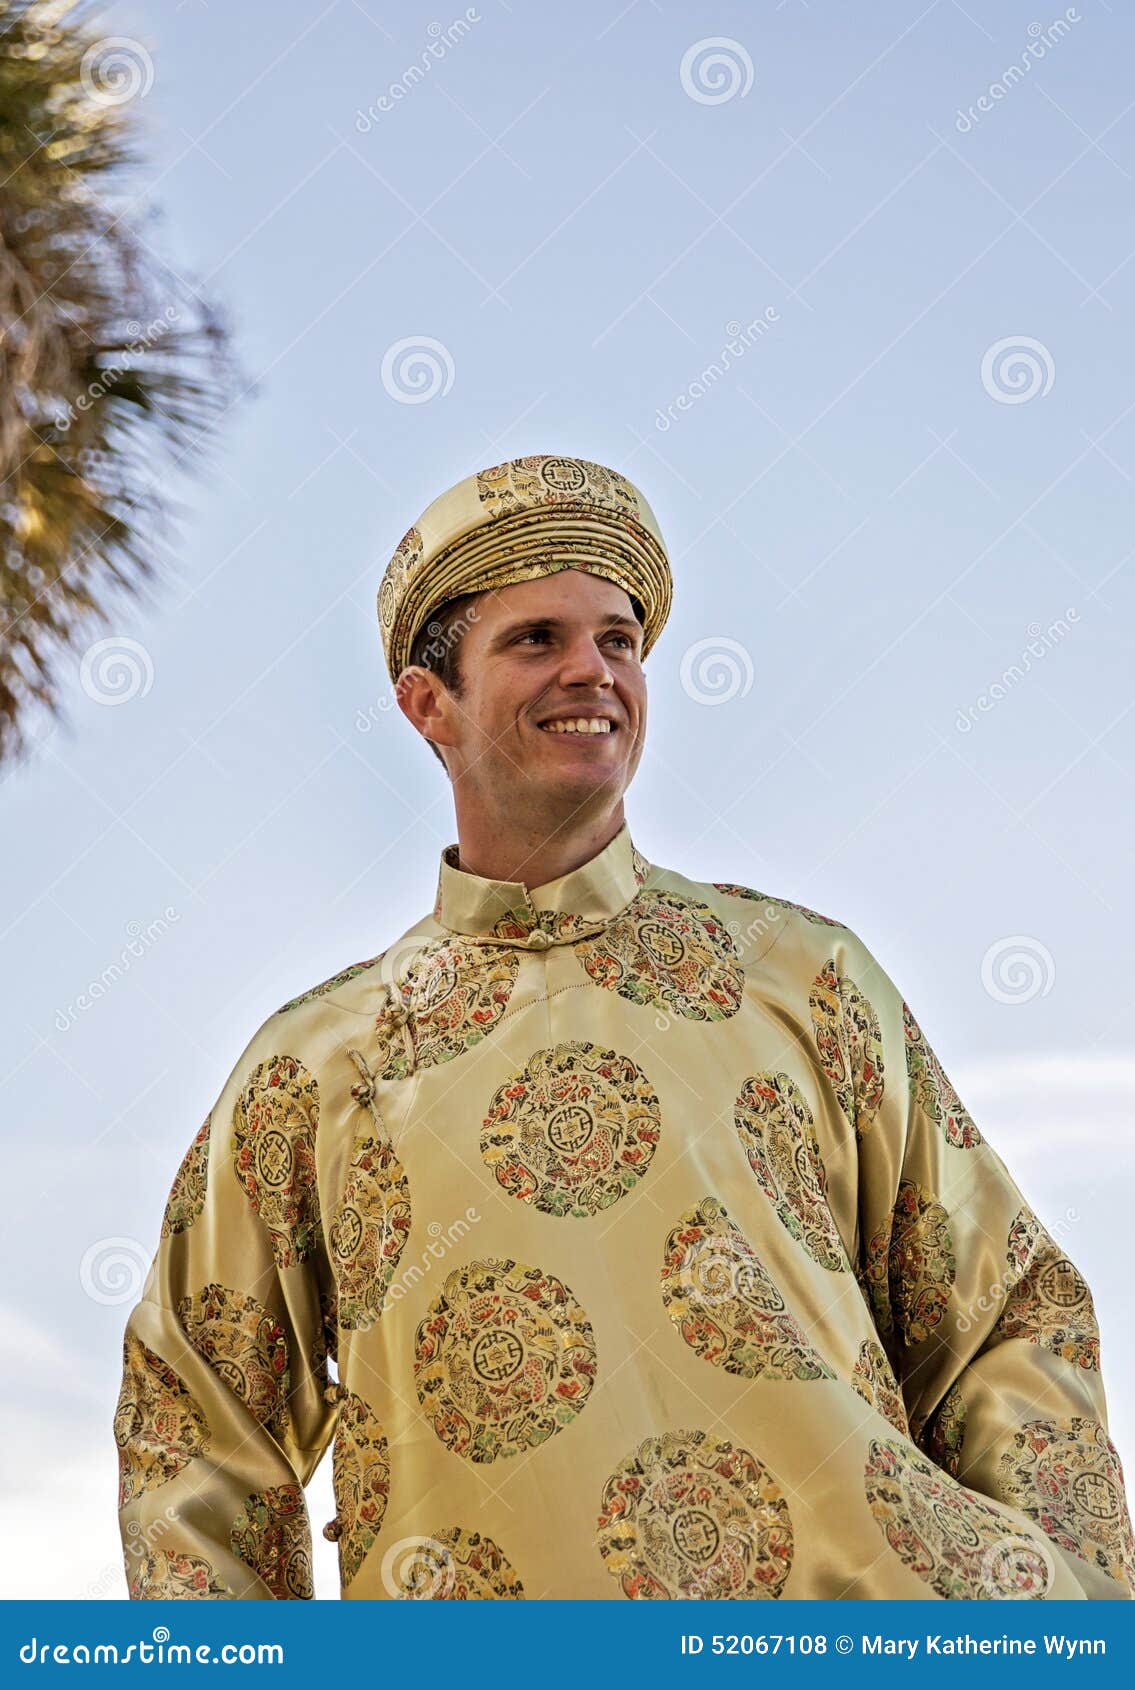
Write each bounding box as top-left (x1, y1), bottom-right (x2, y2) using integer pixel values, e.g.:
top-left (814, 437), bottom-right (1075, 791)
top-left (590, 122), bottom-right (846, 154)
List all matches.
top-left (3, 0), bottom-right (1133, 1596)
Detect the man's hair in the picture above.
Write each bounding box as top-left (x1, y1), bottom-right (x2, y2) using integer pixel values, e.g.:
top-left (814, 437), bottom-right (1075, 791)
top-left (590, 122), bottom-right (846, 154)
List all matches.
top-left (404, 586), bottom-right (646, 774)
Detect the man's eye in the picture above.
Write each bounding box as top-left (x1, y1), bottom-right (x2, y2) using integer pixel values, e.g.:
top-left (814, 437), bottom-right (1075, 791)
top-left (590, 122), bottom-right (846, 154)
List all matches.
top-left (519, 630), bottom-right (550, 644)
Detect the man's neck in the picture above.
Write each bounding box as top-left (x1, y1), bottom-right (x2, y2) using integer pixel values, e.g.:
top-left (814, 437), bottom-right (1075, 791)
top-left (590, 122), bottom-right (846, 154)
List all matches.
top-left (451, 804), bottom-right (626, 890)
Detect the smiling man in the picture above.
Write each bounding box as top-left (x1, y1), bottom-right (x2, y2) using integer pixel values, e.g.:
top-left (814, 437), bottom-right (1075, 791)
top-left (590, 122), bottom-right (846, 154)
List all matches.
top-left (116, 453), bottom-right (1133, 1602)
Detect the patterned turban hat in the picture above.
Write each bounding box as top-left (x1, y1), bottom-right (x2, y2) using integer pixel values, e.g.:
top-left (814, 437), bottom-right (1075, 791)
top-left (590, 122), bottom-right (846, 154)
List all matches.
top-left (377, 453), bottom-right (673, 684)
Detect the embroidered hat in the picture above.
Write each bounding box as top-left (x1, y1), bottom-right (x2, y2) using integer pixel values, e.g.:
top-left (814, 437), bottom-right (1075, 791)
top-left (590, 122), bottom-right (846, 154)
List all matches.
top-left (377, 453), bottom-right (672, 683)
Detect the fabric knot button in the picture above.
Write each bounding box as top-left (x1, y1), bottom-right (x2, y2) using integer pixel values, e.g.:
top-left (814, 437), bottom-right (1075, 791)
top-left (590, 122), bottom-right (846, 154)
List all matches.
top-left (322, 1518), bottom-right (343, 1543)
top-left (323, 1381), bottom-right (344, 1405)
top-left (527, 929), bottom-right (552, 950)
top-left (383, 1001), bottom-right (408, 1027)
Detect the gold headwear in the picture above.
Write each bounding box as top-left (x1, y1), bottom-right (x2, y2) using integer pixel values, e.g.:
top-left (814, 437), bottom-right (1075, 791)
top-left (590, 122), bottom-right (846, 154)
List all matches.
top-left (377, 453), bottom-right (672, 684)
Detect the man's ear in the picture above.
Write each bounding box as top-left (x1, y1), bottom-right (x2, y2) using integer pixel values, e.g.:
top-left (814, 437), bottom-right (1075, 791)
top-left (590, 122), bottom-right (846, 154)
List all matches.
top-left (395, 665), bottom-right (458, 754)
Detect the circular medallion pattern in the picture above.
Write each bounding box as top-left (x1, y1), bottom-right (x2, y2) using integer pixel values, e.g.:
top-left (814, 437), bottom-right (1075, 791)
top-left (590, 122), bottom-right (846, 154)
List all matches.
top-left (919, 1381), bottom-right (966, 1478)
top-left (176, 1284), bottom-right (289, 1440)
top-left (329, 1392), bottom-right (391, 1588)
top-left (998, 1209), bottom-right (1099, 1370)
top-left (161, 1115), bottom-right (210, 1236)
top-left (596, 1428), bottom-right (794, 1599)
top-left (127, 1550), bottom-right (231, 1600)
top-left (850, 1339), bottom-right (909, 1437)
top-left (902, 1001), bottom-right (982, 1148)
top-left (661, 1195), bottom-right (833, 1381)
top-left (114, 1334), bottom-right (209, 1504)
top-left (231, 1482), bottom-right (313, 1599)
top-left (862, 1180), bottom-right (956, 1347)
top-left (381, 1527), bottom-right (525, 1599)
top-left (376, 939), bottom-right (517, 1080)
top-left (809, 960), bottom-right (884, 1140)
top-left (734, 1072), bottom-right (848, 1270)
top-left (574, 888), bottom-right (744, 1022)
top-left (481, 1041), bottom-right (661, 1218)
top-left (865, 1436), bottom-right (1052, 1599)
top-left (232, 1055), bottom-right (320, 1268)
top-left (413, 1257), bottom-right (597, 1464)
top-left (997, 1417), bottom-right (1135, 1591)
top-left (329, 1130), bottom-right (411, 1329)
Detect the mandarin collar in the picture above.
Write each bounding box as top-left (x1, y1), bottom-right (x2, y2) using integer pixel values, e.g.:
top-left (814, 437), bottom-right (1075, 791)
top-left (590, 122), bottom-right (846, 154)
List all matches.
top-left (433, 823), bottom-right (649, 947)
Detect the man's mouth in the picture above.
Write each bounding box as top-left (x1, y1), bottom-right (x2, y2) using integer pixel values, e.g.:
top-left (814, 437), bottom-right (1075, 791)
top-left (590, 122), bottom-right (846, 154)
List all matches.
top-left (538, 717), bottom-right (615, 736)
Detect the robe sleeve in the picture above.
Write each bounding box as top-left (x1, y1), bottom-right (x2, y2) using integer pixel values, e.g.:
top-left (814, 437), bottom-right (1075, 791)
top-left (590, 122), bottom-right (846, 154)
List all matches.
top-left (846, 936), bottom-right (1135, 1601)
top-left (114, 1016), bottom-right (339, 1600)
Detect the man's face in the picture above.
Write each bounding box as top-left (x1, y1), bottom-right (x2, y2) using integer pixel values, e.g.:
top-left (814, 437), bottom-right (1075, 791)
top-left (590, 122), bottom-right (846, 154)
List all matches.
top-left (433, 568), bottom-right (648, 815)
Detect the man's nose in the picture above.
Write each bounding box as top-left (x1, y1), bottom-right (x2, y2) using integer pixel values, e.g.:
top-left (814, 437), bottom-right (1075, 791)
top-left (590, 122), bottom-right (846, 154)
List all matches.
top-left (557, 637), bottom-right (614, 686)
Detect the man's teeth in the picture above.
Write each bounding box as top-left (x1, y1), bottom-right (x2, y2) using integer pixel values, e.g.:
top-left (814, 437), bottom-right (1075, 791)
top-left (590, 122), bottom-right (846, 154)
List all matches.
top-left (540, 718), bottom-right (613, 734)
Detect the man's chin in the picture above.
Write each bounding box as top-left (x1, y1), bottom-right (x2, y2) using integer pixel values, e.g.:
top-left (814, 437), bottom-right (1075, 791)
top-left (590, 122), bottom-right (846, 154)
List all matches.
top-left (528, 758), bottom-right (624, 803)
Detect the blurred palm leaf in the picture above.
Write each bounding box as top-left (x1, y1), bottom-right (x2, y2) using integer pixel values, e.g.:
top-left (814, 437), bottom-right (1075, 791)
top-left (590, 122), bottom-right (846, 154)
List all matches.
top-left (0, 0), bottom-right (238, 765)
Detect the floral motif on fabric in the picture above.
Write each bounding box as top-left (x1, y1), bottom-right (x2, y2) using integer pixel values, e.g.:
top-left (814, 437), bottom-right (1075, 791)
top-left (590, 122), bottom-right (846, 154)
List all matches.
top-left (865, 1436), bottom-right (1052, 1599)
top-left (574, 888), bottom-right (744, 1022)
top-left (660, 1195), bottom-right (834, 1382)
top-left (277, 956), bottom-right (384, 1014)
top-left (476, 455), bottom-right (640, 521)
top-left (997, 1417), bottom-right (1135, 1592)
top-left (176, 1285), bottom-right (290, 1439)
top-left (375, 939), bottom-right (518, 1080)
top-left (329, 1129), bottom-right (411, 1329)
top-left (114, 1335), bottom-right (209, 1504)
top-left (413, 1257), bottom-right (597, 1464)
top-left (382, 1527), bottom-right (526, 1599)
top-left (733, 1071), bottom-right (849, 1271)
top-left (850, 1339), bottom-right (910, 1437)
top-left (863, 1180), bottom-right (956, 1348)
top-left (378, 524), bottom-right (424, 646)
top-left (232, 1055), bottom-right (321, 1268)
top-left (919, 1382), bottom-right (967, 1478)
top-left (161, 1115), bottom-right (210, 1237)
top-left (314, 1284), bottom-right (339, 1372)
top-left (231, 1482), bottom-right (314, 1599)
top-left (902, 1002), bottom-right (982, 1149)
top-left (809, 959), bottom-right (884, 1140)
top-left (712, 883), bottom-right (843, 927)
top-left (127, 1551), bottom-right (231, 1600)
top-left (997, 1208), bottom-right (1099, 1371)
top-left (328, 1392), bottom-right (391, 1588)
top-left (596, 1428), bottom-right (794, 1599)
top-left (481, 1041), bottom-right (661, 1218)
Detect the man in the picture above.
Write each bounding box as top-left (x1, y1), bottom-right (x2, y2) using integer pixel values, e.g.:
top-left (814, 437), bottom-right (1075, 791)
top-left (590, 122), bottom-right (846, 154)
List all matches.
top-left (116, 452), bottom-right (1133, 1600)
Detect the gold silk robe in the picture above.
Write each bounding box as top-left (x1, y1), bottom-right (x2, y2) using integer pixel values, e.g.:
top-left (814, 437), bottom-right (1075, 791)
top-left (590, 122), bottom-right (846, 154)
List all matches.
top-left (115, 825), bottom-right (1134, 1600)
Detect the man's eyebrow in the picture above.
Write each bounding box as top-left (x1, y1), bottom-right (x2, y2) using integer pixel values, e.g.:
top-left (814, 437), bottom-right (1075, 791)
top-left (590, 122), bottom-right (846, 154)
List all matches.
top-left (486, 612), bottom-right (643, 649)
